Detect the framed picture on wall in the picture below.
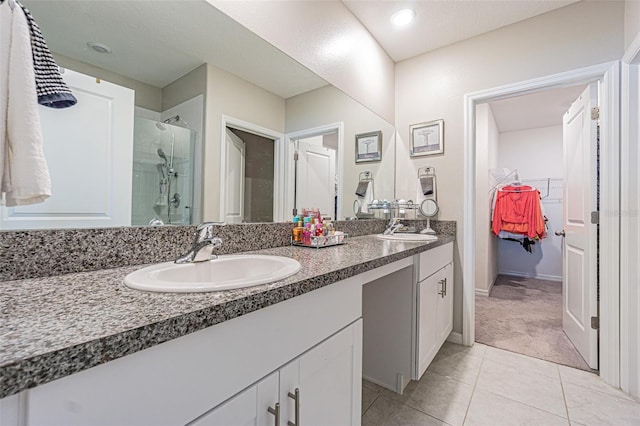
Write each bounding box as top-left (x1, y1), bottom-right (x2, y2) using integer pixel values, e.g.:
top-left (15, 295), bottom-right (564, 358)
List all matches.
top-left (410, 120), bottom-right (444, 157)
top-left (355, 131), bottom-right (382, 163)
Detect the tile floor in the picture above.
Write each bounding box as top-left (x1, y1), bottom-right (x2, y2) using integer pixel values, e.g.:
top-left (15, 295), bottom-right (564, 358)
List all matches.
top-left (361, 342), bottom-right (640, 426)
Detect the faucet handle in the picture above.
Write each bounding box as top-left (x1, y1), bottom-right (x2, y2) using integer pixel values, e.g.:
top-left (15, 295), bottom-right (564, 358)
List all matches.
top-left (194, 221), bottom-right (225, 240)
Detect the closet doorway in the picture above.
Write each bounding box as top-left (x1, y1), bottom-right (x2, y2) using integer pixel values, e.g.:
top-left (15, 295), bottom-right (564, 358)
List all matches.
top-left (473, 83), bottom-right (599, 372)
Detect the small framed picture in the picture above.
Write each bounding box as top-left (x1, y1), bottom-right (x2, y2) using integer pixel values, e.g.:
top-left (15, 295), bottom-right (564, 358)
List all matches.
top-left (355, 131), bottom-right (382, 163)
top-left (410, 120), bottom-right (444, 157)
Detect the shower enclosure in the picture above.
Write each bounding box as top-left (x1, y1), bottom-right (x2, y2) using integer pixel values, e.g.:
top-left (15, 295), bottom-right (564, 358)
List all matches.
top-left (131, 117), bottom-right (196, 226)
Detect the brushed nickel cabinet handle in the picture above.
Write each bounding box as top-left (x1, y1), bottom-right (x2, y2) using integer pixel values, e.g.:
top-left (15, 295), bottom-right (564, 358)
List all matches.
top-left (438, 279), bottom-right (445, 297)
top-left (268, 402), bottom-right (280, 426)
top-left (287, 388), bottom-right (300, 426)
top-left (443, 277), bottom-right (447, 297)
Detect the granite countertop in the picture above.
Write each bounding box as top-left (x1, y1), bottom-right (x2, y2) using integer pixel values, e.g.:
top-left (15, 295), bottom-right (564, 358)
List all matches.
top-left (0, 234), bottom-right (454, 399)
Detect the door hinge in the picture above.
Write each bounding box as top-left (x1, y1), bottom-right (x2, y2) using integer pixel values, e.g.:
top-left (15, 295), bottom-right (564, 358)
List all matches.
top-left (591, 106), bottom-right (600, 120)
top-left (591, 316), bottom-right (600, 330)
top-left (590, 211), bottom-right (599, 224)
top-left (293, 151), bottom-right (299, 161)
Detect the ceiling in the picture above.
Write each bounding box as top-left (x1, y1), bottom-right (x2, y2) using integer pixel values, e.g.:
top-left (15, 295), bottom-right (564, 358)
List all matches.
top-left (22, 1), bottom-right (583, 101)
top-left (343, 0), bottom-right (579, 62)
top-left (21, 1), bottom-right (327, 98)
top-left (489, 84), bottom-right (588, 133)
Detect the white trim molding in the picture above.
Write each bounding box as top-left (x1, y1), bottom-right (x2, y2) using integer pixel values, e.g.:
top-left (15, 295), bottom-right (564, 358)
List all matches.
top-left (621, 35), bottom-right (640, 398)
top-left (219, 116), bottom-right (285, 222)
top-left (475, 288), bottom-right (490, 297)
top-left (463, 61), bottom-right (621, 388)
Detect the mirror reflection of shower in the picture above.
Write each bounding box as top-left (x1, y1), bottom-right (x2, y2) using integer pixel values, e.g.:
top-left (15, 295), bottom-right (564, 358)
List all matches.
top-left (131, 116), bottom-right (196, 226)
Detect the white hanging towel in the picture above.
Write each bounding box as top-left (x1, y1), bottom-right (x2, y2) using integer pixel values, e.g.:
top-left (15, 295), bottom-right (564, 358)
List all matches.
top-left (0, 2), bottom-right (51, 207)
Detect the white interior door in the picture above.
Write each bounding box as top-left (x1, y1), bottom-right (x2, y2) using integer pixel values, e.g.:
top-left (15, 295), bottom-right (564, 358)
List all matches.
top-left (224, 129), bottom-right (245, 224)
top-left (296, 139), bottom-right (336, 218)
top-left (562, 82), bottom-right (598, 369)
top-left (0, 69), bottom-right (134, 229)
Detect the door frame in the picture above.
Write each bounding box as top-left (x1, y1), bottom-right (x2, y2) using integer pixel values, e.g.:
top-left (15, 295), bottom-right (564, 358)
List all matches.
top-left (284, 122), bottom-right (344, 220)
top-left (219, 115), bottom-right (285, 222)
top-left (621, 35), bottom-right (640, 397)
top-left (462, 61), bottom-right (620, 386)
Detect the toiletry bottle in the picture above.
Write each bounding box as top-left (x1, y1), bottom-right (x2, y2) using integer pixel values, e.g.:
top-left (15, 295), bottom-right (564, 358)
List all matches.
top-left (292, 221), bottom-right (303, 243)
top-left (303, 223), bottom-right (311, 245)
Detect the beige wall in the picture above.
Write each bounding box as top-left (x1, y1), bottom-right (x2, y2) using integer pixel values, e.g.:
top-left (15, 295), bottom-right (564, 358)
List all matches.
top-left (475, 104), bottom-right (499, 294)
top-left (210, 0), bottom-right (395, 124)
top-left (626, 0), bottom-right (640, 51)
top-left (53, 53), bottom-right (162, 111)
top-left (286, 85), bottom-right (396, 218)
top-left (395, 0), bottom-right (624, 333)
top-left (162, 65), bottom-right (207, 112)
top-left (203, 64), bottom-right (285, 221)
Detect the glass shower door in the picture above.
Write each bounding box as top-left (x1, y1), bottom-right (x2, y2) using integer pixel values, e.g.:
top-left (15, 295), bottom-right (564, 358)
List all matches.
top-left (131, 117), bottom-right (196, 226)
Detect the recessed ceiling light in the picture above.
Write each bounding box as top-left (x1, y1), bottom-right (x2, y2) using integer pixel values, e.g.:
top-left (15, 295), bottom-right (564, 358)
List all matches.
top-left (391, 9), bottom-right (415, 27)
top-left (87, 41), bottom-right (112, 54)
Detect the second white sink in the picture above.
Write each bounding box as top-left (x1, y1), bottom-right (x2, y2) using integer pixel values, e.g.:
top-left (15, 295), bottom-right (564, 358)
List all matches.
top-left (124, 255), bottom-right (302, 293)
top-left (377, 233), bottom-right (438, 242)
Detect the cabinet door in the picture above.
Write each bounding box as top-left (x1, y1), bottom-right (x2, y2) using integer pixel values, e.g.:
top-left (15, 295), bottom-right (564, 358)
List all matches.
top-left (279, 320), bottom-right (362, 426)
top-left (436, 263), bottom-right (454, 346)
top-left (189, 372), bottom-right (278, 426)
top-left (417, 269), bottom-right (441, 379)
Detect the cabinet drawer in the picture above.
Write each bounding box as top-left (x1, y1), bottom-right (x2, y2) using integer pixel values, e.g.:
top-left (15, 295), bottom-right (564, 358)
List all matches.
top-left (418, 242), bottom-right (453, 282)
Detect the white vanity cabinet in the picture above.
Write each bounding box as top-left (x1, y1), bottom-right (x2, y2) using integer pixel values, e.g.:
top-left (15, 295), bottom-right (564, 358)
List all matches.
top-left (190, 372), bottom-right (279, 426)
top-left (192, 321), bottom-right (362, 426)
top-left (361, 243), bottom-right (454, 393)
top-left (416, 242), bottom-right (454, 379)
top-left (19, 275), bottom-right (363, 426)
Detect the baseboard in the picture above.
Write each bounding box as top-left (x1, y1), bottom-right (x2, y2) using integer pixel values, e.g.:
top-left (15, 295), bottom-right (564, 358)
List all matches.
top-left (362, 374), bottom-right (397, 393)
top-left (475, 288), bottom-right (490, 297)
top-left (447, 331), bottom-right (463, 345)
top-left (498, 270), bottom-right (562, 282)
top-left (475, 275), bottom-right (498, 297)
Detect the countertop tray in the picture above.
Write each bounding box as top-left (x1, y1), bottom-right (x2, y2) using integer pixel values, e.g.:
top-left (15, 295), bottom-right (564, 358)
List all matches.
top-left (291, 233), bottom-right (348, 248)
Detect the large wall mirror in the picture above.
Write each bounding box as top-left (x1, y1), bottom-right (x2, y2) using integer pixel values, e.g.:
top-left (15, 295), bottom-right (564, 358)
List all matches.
top-left (2, 0), bottom-right (395, 230)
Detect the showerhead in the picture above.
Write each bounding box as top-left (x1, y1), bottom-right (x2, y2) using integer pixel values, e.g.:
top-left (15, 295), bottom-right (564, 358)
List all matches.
top-left (155, 122), bottom-right (167, 131)
top-left (157, 148), bottom-right (168, 162)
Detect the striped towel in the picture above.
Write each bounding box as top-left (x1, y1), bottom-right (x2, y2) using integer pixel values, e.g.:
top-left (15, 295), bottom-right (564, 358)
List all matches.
top-left (18, 1), bottom-right (77, 109)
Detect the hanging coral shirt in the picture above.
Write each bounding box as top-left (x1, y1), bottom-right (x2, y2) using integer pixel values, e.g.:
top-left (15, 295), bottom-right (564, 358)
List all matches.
top-left (492, 185), bottom-right (546, 239)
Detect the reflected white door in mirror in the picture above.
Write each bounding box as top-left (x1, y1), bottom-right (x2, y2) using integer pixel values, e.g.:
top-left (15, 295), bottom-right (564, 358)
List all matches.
top-left (0, 69), bottom-right (134, 230)
top-left (286, 123), bottom-right (343, 220)
top-left (223, 129), bottom-right (246, 224)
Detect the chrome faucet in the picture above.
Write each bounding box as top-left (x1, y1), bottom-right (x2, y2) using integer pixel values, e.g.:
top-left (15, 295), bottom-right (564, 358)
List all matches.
top-left (383, 218), bottom-right (404, 235)
top-left (175, 222), bottom-right (223, 264)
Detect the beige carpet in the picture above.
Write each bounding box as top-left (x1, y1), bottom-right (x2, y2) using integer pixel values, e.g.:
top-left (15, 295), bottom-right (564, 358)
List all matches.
top-left (476, 275), bottom-right (592, 371)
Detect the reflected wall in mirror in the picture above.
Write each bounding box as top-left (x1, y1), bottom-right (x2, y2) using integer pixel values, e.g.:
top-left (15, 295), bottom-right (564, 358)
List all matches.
top-left (285, 85), bottom-right (396, 219)
top-left (2, 0), bottom-right (395, 230)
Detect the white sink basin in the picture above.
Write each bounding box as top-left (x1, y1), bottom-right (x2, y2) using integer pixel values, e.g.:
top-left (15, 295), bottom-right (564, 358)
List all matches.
top-left (377, 233), bottom-right (438, 242)
top-left (124, 255), bottom-right (302, 293)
